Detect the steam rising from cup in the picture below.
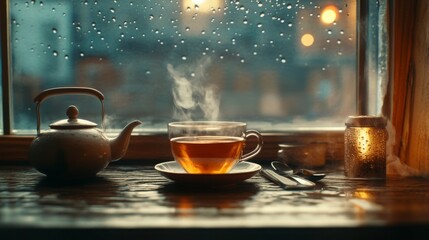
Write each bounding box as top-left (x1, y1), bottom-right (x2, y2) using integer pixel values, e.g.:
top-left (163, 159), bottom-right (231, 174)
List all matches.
top-left (168, 57), bottom-right (220, 121)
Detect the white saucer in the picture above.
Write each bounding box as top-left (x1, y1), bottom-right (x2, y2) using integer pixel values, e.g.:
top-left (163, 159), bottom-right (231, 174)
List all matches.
top-left (154, 161), bottom-right (261, 185)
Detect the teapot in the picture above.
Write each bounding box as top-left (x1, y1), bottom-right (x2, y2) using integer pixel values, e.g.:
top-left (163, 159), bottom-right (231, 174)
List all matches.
top-left (29, 87), bottom-right (142, 179)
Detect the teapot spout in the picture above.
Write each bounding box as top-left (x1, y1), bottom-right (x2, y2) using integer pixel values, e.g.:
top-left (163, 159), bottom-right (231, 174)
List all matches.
top-left (109, 120), bottom-right (142, 161)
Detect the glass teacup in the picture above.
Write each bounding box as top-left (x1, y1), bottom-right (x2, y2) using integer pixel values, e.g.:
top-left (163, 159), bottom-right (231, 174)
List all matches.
top-left (168, 121), bottom-right (263, 174)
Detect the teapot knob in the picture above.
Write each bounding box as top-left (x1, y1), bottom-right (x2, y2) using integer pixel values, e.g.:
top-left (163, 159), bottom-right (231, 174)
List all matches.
top-left (50, 105), bottom-right (97, 129)
top-left (66, 105), bottom-right (79, 120)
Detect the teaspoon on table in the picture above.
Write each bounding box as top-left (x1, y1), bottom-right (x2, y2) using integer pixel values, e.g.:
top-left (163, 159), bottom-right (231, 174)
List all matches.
top-left (271, 161), bottom-right (326, 182)
top-left (260, 168), bottom-right (315, 190)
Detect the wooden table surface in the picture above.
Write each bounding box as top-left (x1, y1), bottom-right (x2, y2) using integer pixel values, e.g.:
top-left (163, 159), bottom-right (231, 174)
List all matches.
top-left (1, 162), bottom-right (429, 239)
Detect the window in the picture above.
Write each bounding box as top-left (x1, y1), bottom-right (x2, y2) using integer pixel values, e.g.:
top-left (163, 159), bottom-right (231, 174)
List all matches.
top-left (1, 0), bottom-right (388, 161)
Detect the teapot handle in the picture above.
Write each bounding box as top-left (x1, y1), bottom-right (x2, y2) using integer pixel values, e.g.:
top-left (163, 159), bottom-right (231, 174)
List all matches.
top-left (33, 87), bottom-right (105, 134)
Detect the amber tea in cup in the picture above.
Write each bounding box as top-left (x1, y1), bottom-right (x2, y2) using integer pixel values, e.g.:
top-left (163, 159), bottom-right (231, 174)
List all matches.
top-left (168, 121), bottom-right (263, 174)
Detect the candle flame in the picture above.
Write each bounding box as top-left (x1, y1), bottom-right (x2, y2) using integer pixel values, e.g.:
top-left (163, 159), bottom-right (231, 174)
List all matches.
top-left (358, 128), bottom-right (371, 155)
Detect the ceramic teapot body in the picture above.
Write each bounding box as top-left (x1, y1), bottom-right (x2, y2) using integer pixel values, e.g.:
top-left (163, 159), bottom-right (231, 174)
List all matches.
top-left (29, 87), bottom-right (141, 179)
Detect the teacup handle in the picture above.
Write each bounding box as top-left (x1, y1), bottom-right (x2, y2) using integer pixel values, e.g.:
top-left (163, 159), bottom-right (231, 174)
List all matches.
top-left (240, 130), bottom-right (263, 161)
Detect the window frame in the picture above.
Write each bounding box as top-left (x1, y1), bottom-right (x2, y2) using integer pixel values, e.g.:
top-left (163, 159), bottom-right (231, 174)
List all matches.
top-left (0, 0), bottom-right (377, 163)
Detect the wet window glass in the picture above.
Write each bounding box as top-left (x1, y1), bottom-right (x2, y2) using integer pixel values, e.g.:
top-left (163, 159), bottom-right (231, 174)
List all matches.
top-left (9, 0), bottom-right (357, 132)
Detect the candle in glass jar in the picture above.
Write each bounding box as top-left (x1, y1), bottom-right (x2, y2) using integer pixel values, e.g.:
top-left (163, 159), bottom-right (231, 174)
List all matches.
top-left (344, 116), bottom-right (387, 179)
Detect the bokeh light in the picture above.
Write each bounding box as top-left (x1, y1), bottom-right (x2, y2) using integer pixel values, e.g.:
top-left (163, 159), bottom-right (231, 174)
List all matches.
top-left (301, 33), bottom-right (315, 47)
top-left (321, 5), bottom-right (338, 24)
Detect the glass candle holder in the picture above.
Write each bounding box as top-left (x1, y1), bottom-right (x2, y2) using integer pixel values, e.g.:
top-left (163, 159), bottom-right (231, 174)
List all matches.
top-left (344, 116), bottom-right (387, 179)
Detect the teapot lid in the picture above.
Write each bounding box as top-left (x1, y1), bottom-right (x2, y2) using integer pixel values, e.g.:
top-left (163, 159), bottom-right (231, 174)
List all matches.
top-left (50, 105), bottom-right (97, 129)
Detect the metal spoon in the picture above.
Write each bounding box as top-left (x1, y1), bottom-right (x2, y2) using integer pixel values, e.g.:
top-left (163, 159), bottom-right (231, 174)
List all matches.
top-left (294, 168), bottom-right (327, 181)
top-left (271, 161), bottom-right (326, 182)
top-left (260, 168), bottom-right (315, 190)
top-left (269, 161), bottom-right (316, 186)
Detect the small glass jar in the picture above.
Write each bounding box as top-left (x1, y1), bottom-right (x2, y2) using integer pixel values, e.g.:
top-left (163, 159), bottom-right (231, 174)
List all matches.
top-left (344, 116), bottom-right (388, 179)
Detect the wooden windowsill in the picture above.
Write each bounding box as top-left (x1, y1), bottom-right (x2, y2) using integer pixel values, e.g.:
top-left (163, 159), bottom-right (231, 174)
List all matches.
top-left (0, 130), bottom-right (345, 163)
